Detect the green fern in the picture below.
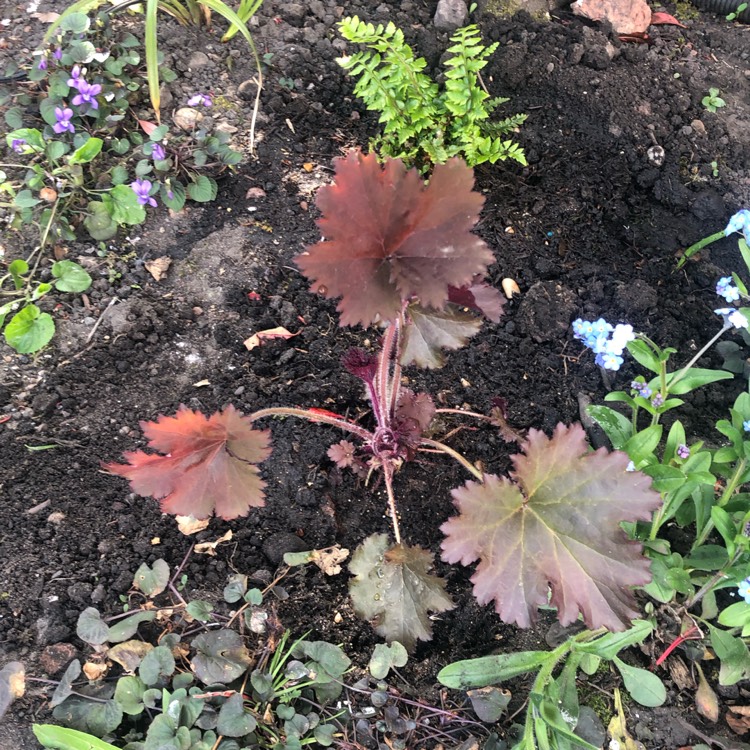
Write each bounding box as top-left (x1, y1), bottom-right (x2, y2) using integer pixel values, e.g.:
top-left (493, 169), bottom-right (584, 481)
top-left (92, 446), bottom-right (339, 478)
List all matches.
top-left (337, 17), bottom-right (526, 170)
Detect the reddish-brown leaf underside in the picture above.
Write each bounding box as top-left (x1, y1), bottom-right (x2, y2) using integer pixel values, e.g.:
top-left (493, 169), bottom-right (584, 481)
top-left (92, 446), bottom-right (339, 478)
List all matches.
top-left (295, 150), bottom-right (494, 328)
top-left (104, 405), bottom-right (271, 521)
top-left (441, 423), bottom-right (661, 631)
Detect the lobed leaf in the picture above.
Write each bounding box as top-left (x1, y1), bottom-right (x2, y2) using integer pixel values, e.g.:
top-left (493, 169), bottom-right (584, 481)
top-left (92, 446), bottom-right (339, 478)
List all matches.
top-left (104, 405), bottom-right (271, 520)
top-left (400, 303), bottom-right (482, 369)
top-left (295, 151), bottom-right (493, 328)
top-left (441, 423), bottom-right (661, 630)
top-left (349, 533), bottom-right (454, 651)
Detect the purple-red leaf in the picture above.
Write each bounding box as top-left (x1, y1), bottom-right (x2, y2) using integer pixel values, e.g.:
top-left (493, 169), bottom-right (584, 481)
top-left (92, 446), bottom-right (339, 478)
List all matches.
top-left (328, 440), bottom-right (357, 468)
top-left (448, 278), bottom-right (505, 323)
top-left (349, 534), bottom-right (454, 652)
top-left (401, 303), bottom-right (482, 369)
top-left (295, 150), bottom-right (493, 328)
top-left (104, 405), bottom-right (271, 520)
top-left (394, 389), bottom-right (435, 448)
top-left (441, 423), bottom-right (661, 631)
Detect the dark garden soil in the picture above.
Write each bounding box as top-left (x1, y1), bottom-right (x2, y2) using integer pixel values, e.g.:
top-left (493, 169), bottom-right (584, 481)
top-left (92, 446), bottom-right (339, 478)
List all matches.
top-left (1, 0), bottom-right (750, 746)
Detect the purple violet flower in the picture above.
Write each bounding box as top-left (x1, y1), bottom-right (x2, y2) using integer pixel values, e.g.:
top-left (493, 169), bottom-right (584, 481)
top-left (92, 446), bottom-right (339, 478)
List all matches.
top-left (71, 80), bottom-right (102, 110)
top-left (53, 47), bottom-right (62, 61)
top-left (152, 143), bottom-right (166, 161)
top-left (651, 393), bottom-right (664, 408)
top-left (11, 138), bottom-right (26, 153)
top-left (187, 93), bottom-right (212, 107)
top-left (38, 57), bottom-right (48, 71)
top-left (53, 107), bottom-right (75, 135)
top-left (676, 444), bottom-right (690, 460)
top-left (130, 179), bottom-right (157, 207)
top-left (67, 65), bottom-right (83, 88)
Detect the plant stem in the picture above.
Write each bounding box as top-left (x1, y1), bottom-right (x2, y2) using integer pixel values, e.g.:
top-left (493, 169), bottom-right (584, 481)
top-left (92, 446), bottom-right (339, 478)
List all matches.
top-left (679, 229), bottom-right (727, 266)
top-left (382, 461), bottom-right (402, 544)
top-left (684, 547), bottom-right (744, 610)
top-left (419, 437), bottom-right (483, 480)
top-left (249, 406), bottom-right (373, 443)
top-left (668, 325), bottom-right (730, 392)
top-left (692, 457), bottom-right (747, 549)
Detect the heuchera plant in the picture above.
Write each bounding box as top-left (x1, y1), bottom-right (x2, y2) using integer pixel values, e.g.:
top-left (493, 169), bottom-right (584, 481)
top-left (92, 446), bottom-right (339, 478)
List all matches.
top-left (107, 151), bottom-right (661, 649)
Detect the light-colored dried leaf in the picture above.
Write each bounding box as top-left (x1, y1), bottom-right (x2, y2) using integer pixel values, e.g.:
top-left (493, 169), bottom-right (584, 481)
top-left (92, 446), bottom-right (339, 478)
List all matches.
top-left (176, 515), bottom-right (210, 535)
top-left (243, 326), bottom-right (298, 351)
top-left (83, 661), bottom-right (108, 681)
top-left (195, 530), bottom-right (233, 556)
top-left (502, 278), bottom-right (521, 299)
top-left (312, 546), bottom-right (349, 576)
top-left (144, 256), bottom-right (171, 282)
top-left (32, 11), bottom-right (60, 21)
top-left (107, 640), bottom-right (153, 673)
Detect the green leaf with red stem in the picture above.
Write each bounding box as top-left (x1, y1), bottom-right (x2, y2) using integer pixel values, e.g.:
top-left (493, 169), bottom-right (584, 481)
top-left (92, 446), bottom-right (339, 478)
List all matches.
top-left (104, 405), bottom-right (271, 520)
top-left (441, 423), bottom-right (661, 630)
top-left (295, 150), bottom-right (493, 328)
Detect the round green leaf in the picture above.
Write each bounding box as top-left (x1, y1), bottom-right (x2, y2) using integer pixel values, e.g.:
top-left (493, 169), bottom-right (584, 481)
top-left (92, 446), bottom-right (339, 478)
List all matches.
top-left (105, 185), bottom-right (146, 226)
top-left (52, 261), bottom-right (92, 293)
top-left (84, 201), bottom-right (118, 241)
top-left (613, 656), bottom-right (666, 707)
top-left (186, 600), bottom-right (214, 623)
top-left (114, 675), bottom-right (147, 716)
top-left (4, 305), bottom-right (54, 354)
top-left (161, 180), bottom-right (186, 212)
top-left (68, 137), bottom-right (103, 165)
top-left (60, 11), bottom-right (90, 33)
top-left (217, 693), bottom-right (257, 737)
top-left (139, 645), bottom-right (175, 686)
top-left (76, 608), bottom-right (109, 646)
top-left (186, 175), bottom-right (218, 203)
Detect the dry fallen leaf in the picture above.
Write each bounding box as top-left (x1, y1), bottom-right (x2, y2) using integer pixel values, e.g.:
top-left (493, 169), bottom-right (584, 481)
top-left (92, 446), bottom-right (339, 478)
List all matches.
top-left (83, 661), bottom-right (108, 681)
top-left (40, 187), bottom-right (57, 202)
top-left (244, 326), bottom-right (299, 351)
top-left (727, 706), bottom-right (750, 735)
top-left (571, 0), bottom-right (651, 33)
top-left (312, 546), bottom-right (350, 576)
top-left (695, 664), bottom-right (719, 723)
top-left (53, 245), bottom-right (68, 261)
top-left (145, 256), bottom-right (172, 282)
top-left (195, 530), bottom-right (233, 556)
top-left (32, 11), bottom-right (60, 21)
top-left (303, 162), bottom-right (314, 172)
top-left (107, 640), bottom-right (153, 673)
top-left (176, 515), bottom-right (210, 535)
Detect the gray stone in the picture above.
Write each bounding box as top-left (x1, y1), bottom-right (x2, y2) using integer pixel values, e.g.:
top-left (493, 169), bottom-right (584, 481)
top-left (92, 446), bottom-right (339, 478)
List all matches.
top-left (434, 0), bottom-right (467, 31)
top-left (187, 51), bottom-right (210, 69)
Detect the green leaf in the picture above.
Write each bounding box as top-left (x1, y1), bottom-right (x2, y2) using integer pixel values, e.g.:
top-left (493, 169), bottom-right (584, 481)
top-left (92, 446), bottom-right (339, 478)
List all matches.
top-left (612, 657), bottom-right (666, 707)
top-left (132, 559), bottom-right (170, 597)
top-left (14, 189), bottom-right (41, 209)
top-left (665, 368), bottom-right (733, 395)
top-left (5, 305), bottom-right (54, 354)
top-left (368, 642), bottom-right (408, 679)
top-left (161, 180), bottom-right (186, 212)
top-left (217, 693), bottom-right (257, 737)
top-left (442, 424), bottom-right (660, 630)
top-left (107, 611), bottom-right (156, 643)
top-left (223, 574), bottom-right (248, 603)
top-left (138, 645), bottom-right (175, 686)
top-left (52, 261), bottom-right (92, 293)
top-left (60, 11), bottom-right (90, 33)
top-left (585, 405), bottom-right (632, 450)
top-left (114, 675), bottom-right (147, 716)
top-left (349, 534), bottom-right (454, 651)
top-left (575, 620), bottom-right (653, 660)
top-left (84, 201), bottom-right (118, 241)
top-left (718, 601), bottom-right (750, 629)
top-left (626, 339), bottom-right (661, 374)
top-left (467, 686), bottom-right (511, 722)
top-left (50, 660), bottom-right (81, 708)
top-left (68, 137), bottom-right (103, 165)
top-left (292, 640), bottom-right (351, 679)
top-left (623, 424), bottom-right (662, 464)
top-left (104, 185), bottom-right (146, 226)
top-left (708, 624), bottom-right (750, 685)
top-left (191, 629), bottom-right (252, 685)
top-left (186, 600), bottom-right (214, 622)
top-left (149, 124), bottom-right (168, 141)
top-left (6, 127), bottom-right (44, 151)
top-left (711, 506), bottom-right (737, 557)
top-left (33, 724), bottom-right (119, 750)
top-left (46, 141), bottom-right (67, 161)
top-left (110, 165), bottom-right (129, 186)
top-left (4, 106), bottom-right (23, 130)
top-left (438, 650), bottom-right (552, 689)
top-left (76, 608), bottom-right (109, 645)
top-left (186, 174), bottom-right (218, 202)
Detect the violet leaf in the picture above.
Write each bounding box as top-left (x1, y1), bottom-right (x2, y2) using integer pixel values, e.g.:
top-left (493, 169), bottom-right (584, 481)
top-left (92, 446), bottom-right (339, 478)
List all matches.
top-left (349, 534), bottom-right (454, 652)
top-left (295, 151), bottom-right (493, 328)
top-left (401, 303), bottom-right (482, 369)
top-left (441, 423), bottom-right (661, 631)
